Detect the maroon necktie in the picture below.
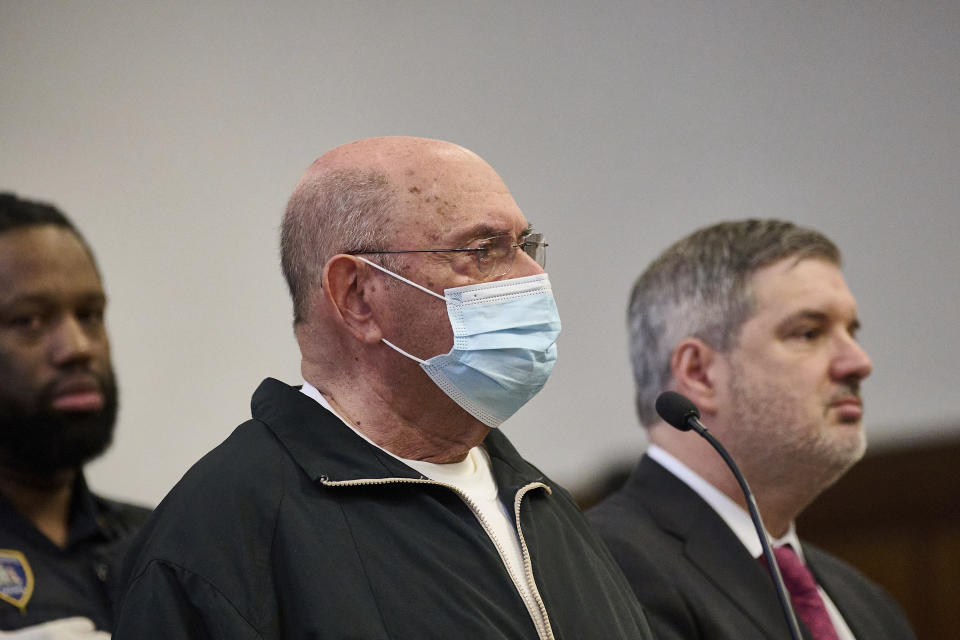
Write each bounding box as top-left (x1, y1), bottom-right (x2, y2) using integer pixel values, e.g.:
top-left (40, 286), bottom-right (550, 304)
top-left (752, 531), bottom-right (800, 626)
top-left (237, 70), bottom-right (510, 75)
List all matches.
top-left (761, 545), bottom-right (840, 640)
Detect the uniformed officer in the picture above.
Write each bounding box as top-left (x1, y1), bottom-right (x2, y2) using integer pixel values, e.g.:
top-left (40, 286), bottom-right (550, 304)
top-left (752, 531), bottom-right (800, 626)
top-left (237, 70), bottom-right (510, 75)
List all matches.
top-left (0, 193), bottom-right (151, 637)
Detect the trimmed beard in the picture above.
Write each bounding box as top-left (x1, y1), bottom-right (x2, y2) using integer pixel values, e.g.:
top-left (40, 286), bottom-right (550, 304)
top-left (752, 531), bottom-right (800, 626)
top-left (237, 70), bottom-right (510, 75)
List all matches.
top-left (0, 372), bottom-right (118, 477)
top-left (726, 356), bottom-right (865, 495)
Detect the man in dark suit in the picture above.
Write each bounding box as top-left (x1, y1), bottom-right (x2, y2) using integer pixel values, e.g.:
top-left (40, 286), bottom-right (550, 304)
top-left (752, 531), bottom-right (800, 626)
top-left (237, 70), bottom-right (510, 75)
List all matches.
top-left (588, 219), bottom-right (915, 640)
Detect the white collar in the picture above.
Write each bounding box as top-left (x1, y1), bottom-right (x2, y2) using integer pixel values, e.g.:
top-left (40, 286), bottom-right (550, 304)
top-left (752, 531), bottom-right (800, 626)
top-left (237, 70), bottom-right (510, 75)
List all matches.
top-left (646, 444), bottom-right (803, 560)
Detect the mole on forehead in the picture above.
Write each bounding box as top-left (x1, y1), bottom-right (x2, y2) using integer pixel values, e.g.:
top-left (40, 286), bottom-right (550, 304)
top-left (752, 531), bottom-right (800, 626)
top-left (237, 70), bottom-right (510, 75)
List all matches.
top-left (404, 179), bottom-right (459, 217)
top-left (394, 185), bottom-right (459, 244)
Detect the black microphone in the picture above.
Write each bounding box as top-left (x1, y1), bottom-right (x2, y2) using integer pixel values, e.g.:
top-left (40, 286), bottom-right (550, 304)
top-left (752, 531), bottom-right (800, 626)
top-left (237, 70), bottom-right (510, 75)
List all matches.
top-left (655, 391), bottom-right (804, 640)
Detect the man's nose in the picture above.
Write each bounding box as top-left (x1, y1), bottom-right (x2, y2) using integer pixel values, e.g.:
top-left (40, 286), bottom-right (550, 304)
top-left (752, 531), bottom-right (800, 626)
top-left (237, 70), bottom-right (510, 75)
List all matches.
top-left (50, 315), bottom-right (95, 366)
top-left (831, 332), bottom-right (873, 382)
top-left (510, 247), bottom-right (545, 278)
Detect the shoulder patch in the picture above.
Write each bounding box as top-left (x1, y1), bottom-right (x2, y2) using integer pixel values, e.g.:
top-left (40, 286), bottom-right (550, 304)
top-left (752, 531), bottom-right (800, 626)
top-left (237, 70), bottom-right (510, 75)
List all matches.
top-left (0, 549), bottom-right (34, 612)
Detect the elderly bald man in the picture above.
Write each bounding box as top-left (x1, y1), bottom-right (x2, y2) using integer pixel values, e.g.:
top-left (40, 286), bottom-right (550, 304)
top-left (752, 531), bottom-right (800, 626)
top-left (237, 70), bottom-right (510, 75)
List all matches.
top-left (114, 137), bottom-right (653, 640)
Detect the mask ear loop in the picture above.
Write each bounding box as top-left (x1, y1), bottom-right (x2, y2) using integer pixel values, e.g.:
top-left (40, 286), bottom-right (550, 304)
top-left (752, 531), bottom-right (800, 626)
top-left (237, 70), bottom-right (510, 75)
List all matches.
top-left (355, 256), bottom-right (446, 300)
top-left (354, 256), bottom-right (444, 364)
top-left (381, 338), bottom-right (427, 364)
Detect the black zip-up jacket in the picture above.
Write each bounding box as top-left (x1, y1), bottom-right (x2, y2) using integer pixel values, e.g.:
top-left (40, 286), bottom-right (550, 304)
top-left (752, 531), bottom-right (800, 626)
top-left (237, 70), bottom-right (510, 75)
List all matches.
top-left (115, 378), bottom-right (653, 639)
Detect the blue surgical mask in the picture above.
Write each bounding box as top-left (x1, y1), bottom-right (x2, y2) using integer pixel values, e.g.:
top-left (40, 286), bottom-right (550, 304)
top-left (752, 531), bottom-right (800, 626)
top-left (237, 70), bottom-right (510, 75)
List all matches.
top-left (358, 258), bottom-right (561, 427)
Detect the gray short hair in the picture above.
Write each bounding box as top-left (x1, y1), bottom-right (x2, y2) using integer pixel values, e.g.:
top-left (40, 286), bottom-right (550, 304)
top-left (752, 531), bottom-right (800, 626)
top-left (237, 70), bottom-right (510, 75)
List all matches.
top-left (280, 169), bottom-right (398, 323)
top-left (629, 219), bottom-right (841, 426)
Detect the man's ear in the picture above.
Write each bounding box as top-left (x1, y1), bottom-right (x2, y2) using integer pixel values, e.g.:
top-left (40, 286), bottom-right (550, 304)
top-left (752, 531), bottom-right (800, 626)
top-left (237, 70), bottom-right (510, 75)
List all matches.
top-left (322, 255), bottom-right (383, 344)
top-left (669, 337), bottom-right (724, 416)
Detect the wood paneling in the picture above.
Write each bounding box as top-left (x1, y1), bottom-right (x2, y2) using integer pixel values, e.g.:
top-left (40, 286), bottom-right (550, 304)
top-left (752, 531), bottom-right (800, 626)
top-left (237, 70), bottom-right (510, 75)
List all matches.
top-left (798, 437), bottom-right (960, 640)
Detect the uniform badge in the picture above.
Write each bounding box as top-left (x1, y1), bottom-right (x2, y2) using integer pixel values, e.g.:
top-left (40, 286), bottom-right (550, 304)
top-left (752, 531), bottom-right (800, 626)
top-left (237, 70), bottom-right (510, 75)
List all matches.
top-left (0, 550), bottom-right (34, 612)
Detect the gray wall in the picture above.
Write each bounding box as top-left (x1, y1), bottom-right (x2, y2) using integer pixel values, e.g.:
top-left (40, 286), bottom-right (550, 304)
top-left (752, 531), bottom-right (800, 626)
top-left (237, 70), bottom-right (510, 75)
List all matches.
top-left (2, 1), bottom-right (958, 506)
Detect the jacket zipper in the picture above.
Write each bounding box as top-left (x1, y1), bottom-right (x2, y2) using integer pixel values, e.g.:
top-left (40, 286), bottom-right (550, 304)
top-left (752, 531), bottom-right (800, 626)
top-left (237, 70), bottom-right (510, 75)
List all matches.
top-left (320, 476), bottom-right (555, 640)
top-left (512, 482), bottom-right (555, 640)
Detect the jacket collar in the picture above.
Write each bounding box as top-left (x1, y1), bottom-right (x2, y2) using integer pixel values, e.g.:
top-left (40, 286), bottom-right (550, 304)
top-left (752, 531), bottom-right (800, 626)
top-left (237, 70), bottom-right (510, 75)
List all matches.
top-left (483, 427), bottom-right (549, 495)
top-left (250, 378), bottom-right (543, 489)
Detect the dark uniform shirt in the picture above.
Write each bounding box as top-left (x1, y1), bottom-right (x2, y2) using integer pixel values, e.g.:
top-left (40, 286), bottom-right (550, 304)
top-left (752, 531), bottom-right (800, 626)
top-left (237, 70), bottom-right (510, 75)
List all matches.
top-left (0, 474), bottom-right (151, 631)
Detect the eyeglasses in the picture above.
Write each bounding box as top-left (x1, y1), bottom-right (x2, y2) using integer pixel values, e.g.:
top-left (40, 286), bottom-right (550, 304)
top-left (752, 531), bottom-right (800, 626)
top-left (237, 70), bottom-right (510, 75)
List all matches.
top-left (347, 232), bottom-right (547, 278)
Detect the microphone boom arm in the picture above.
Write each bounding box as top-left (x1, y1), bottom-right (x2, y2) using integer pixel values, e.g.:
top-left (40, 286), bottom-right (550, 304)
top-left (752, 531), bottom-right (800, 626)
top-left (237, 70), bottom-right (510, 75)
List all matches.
top-left (683, 416), bottom-right (805, 640)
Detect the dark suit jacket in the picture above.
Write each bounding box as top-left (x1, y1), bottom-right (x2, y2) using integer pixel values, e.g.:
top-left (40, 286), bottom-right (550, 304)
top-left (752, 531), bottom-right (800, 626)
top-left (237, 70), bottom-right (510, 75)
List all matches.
top-left (587, 455), bottom-right (916, 640)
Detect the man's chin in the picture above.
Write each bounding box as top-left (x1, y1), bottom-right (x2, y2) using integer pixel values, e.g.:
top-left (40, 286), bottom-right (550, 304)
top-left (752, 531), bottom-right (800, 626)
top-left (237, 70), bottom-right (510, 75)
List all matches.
top-left (824, 429), bottom-right (867, 474)
top-left (0, 410), bottom-right (116, 476)
top-left (50, 413), bottom-right (116, 469)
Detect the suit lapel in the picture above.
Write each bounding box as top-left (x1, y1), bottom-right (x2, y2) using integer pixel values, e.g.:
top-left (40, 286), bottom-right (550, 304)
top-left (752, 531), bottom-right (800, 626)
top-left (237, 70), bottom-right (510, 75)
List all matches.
top-left (804, 543), bottom-right (878, 640)
top-left (636, 457), bottom-right (813, 639)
